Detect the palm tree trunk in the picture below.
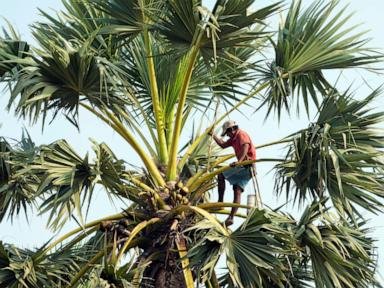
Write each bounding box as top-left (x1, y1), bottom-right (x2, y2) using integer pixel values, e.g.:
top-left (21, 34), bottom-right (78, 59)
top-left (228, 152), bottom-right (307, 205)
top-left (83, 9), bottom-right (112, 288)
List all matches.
top-left (141, 255), bottom-right (187, 288)
top-left (154, 267), bottom-right (186, 288)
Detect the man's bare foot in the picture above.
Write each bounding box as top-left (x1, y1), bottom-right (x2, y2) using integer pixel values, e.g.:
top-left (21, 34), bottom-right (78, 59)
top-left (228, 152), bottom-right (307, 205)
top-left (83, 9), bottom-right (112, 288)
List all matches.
top-left (224, 217), bottom-right (234, 227)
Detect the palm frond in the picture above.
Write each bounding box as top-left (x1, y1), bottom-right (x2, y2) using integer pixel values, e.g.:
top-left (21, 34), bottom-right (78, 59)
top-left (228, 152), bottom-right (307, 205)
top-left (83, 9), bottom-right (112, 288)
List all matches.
top-left (187, 219), bottom-right (224, 283)
top-left (34, 0), bottom-right (120, 59)
top-left (280, 259), bottom-right (313, 288)
top-left (154, 0), bottom-right (203, 55)
top-left (226, 209), bottom-right (295, 288)
top-left (94, 0), bottom-right (156, 39)
top-left (92, 141), bottom-right (124, 191)
top-left (34, 138), bottom-right (143, 230)
top-left (194, 46), bottom-right (260, 108)
top-left (7, 35), bottom-right (128, 127)
top-left (258, 0), bottom-right (382, 118)
top-left (155, 0), bottom-right (279, 59)
top-left (0, 21), bottom-right (29, 79)
top-left (0, 241), bottom-right (87, 287)
top-left (0, 132), bottom-right (40, 222)
top-left (0, 137), bottom-right (11, 185)
top-left (34, 140), bottom-right (95, 230)
top-left (201, 0), bottom-right (280, 53)
top-left (295, 200), bottom-right (379, 287)
top-left (188, 209), bottom-right (295, 288)
top-left (275, 89), bottom-right (384, 216)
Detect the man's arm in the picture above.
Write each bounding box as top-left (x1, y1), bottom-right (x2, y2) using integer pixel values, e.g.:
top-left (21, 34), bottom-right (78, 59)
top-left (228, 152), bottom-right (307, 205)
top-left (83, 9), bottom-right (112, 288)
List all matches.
top-left (237, 143), bottom-right (250, 162)
top-left (209, 131), bottom-right (231, 148)
top-left (230, 143), bottom-right (250, 166)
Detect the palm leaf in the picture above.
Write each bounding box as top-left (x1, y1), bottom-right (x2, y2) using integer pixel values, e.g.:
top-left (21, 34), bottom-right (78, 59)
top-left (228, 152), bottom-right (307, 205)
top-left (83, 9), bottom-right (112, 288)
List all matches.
top-left (0, 241), bottom-right (88, 287)
top-left (201, 0), bottom-right (280, 53)
top-left (34, 0), bottom-right (120, 59)
top-left (275, 89), bottom-right (384, 216)
top-left (0, 21), bottom-right (29, 78)
top-left (226, 209), bottom-right (295, 288)
top-left (0, 137), bottom-right (11, 185)
top-left (7, 34), bottom-right (127, 127)
top-left (154, 0), bottom-right (203, 55)
top-left (188, 209), bottom-right (295, 287)
top-left (94, 0), bottom-right (156, 39)
top-left (34, 138), bottom-right (142, 230)
top-left (91, 140), bottom-right (134, 201)
top-left (194, 46), bottom-right (260, 109)
top-left (155, 0), bottom-right (279, 59)
top-left (294, 200), bottom-right (379, 287)
top-left (33, 140), bottom-right (95, 230)
top-left (258, 0), bottom-right (382, 118)
top-left (187, 218), bottom-right (224, 283)
top-left (0, 132), bottom-right (40, 222)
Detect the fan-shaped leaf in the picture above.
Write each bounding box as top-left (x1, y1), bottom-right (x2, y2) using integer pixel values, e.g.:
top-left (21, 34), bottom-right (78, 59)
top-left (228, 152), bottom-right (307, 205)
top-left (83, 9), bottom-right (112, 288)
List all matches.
top-left (259, 0), bottom-right (382, 118)
top-left (275, 89), bottom-right (384, 216)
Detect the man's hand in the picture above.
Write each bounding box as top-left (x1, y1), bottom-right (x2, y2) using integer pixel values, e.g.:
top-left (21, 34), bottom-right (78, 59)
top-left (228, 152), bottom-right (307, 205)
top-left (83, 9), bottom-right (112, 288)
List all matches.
top-left (230, 161), bottom-right (237, 167)
top-left (207, 127), bottom-right (214, 136)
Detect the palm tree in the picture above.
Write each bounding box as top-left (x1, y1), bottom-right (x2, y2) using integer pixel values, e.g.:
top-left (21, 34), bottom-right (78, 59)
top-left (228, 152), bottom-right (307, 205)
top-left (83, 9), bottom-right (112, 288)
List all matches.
top-left (1, 0), bottom-right (384, 287)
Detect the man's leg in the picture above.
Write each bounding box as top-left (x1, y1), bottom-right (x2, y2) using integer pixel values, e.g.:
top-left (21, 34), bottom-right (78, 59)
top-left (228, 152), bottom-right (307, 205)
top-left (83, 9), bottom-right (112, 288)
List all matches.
top-left (225, 185), bottom-right (242, 227)
top-left (218, 173), bottom-right (226, 202)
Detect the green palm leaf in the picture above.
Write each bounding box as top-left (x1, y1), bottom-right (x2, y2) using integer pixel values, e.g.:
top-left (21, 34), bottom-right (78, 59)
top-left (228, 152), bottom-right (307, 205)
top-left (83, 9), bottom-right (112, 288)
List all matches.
top-left (34, 0), bottom-right (120, 59)
top-left (0, 132), bottom-right (40, 222)
top-left (33, 139), bottom-right (135, 230)
top-left (154, 0), bottom-right (203, 54)
top-left (91, 141), bottom-right (126, 195)
top-left (0, 137), bottom-right (11, 185)
top-left (259, 0), bottom-right (382, 118)
top-left (226, 209), bottom-right (295, 288)
top-left (35, 140), bottom-right (95, 230)
top-left (203, 0), bottom-right (280, 50)
top-left (275, 89), bottom-right (384, 216)
top-left (155, 0), bottom-right (279, 59)
top-left (94, 0), bottom-right (155, 38)
top-left (0, 21), bottom-right (29, 78)
top-left (7, 35), bottom-right (127, 126)
top-left (0, 241), bottom-right (88, 288)
top-left (188, 209), bottom-right (295, 288)
top-left (295, 200), bottom-right (379, 288)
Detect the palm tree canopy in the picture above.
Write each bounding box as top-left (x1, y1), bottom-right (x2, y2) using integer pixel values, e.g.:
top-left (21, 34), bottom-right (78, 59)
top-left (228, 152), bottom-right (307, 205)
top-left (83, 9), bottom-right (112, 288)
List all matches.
top-left (1, 0), bottom-right (384, 287)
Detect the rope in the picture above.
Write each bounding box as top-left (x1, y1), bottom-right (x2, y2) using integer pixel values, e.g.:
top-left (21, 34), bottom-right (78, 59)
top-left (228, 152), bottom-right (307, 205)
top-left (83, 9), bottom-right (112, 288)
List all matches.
top-left (250, 164), bottom-right (263, 209)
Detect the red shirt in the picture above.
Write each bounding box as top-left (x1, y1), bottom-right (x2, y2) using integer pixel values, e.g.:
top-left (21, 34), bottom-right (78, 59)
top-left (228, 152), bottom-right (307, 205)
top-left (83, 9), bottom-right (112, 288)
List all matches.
top-left (223, 129), bottom-right (256, 161)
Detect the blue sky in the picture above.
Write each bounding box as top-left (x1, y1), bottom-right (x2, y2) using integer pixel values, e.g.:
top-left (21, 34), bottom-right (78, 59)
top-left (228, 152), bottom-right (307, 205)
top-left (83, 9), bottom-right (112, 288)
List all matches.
top-left (1, 0), bottom-right (384, 280)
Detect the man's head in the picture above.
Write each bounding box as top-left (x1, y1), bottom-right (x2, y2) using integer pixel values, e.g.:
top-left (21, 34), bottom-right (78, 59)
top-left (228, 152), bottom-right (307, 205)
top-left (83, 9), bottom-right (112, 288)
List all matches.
top-left (221, 120), bottom-right (238, 137)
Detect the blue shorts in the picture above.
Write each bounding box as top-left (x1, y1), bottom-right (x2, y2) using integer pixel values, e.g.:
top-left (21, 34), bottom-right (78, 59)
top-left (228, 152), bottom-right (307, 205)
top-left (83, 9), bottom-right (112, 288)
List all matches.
top-left (222, 166), bottom-right (252, 191)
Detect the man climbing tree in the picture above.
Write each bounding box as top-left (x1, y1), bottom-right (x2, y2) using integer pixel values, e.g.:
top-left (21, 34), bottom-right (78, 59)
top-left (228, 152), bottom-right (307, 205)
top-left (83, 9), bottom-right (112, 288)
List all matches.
top-left (208, 120), bottom-right (256, 226)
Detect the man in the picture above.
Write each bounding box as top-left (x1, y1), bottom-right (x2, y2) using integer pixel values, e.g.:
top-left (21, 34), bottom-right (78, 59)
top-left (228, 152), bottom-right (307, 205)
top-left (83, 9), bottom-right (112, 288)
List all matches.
top-left (208, 120), bottom-right (256, 226)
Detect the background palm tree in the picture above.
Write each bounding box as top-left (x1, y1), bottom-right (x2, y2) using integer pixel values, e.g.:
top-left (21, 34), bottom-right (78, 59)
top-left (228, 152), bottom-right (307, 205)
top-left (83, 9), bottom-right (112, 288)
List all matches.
top-left (1, 0), bottom-right (384, 287)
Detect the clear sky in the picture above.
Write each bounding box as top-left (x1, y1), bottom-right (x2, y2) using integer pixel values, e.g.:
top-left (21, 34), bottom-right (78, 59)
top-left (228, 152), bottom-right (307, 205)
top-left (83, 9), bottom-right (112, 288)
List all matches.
top-left (1, 0), bottom-right (384, 281)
